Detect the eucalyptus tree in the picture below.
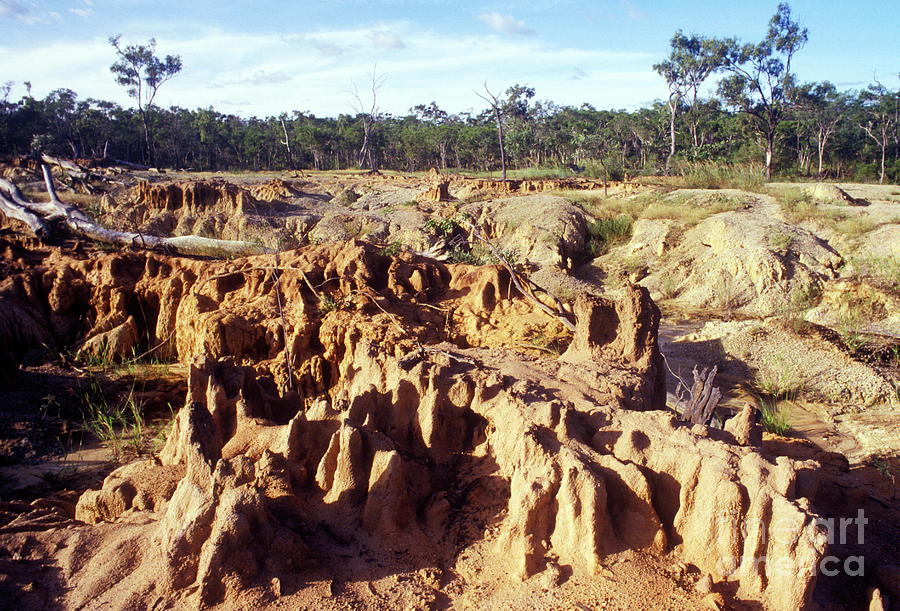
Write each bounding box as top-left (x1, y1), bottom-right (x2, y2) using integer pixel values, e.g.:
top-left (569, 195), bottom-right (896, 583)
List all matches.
top-left (109, 35), bottom-right (182, 165)
top-left (653, 31), bottom-right (720, 172)
top-left (711, 3), bottom-right (808, 178)
top-left (475, 83), bottom-right (510, 179)
top-left (793, 81), bottom-right (849, 175)
top-left (858, 81), bottom-right (899, 183)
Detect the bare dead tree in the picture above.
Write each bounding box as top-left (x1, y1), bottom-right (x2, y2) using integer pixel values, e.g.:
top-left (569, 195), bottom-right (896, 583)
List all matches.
top-left (349, 66), bottom-right (386, 172)
top-left (279, 115), bottom-right (295, 169)
top-left (475, 83), bottom-right (508, 181)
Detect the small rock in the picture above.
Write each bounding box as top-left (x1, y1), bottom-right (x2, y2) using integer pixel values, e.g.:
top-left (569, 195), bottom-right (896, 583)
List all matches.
top-left (703, 592), bottom-right (725, 610)
top-left (724, 404), bottom-right (762, 446)
top-left (695, 573), bottom-right (713, 594)
top-left (537, 560), bottom-right (563, 589)
top-left (868, 587), bottom-right (887, 611)
top-left (874, 564), bottom-right (900, 600)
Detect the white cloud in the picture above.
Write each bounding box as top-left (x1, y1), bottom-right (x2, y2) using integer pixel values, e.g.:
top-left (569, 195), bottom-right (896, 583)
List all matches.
top-left (0, 0), bottom-right (39, 23)
top-left (568, 67), bottom-right (588, 81)
top-left (214, 69), bottom-right (292, 87)
top-left (477, 13), bottom-right (535, 36)
top-left (368, 29), bottom-right (406, 50)
top-left (0, 24), bottom-right (657, 117)
top-left (308, 39), bottom-right (347, 56)
top-left (69, 7), bottom-right (93, 18)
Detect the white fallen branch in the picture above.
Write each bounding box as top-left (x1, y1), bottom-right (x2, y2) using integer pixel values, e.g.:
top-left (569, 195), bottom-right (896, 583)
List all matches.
top-left (0, 164), bottom-right (272, 258)
top-left (0, 190), bottom-right (50, 237)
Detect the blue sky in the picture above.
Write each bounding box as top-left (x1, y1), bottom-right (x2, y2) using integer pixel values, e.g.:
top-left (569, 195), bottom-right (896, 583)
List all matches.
top-left (1, 0), bottom-right (897, 118)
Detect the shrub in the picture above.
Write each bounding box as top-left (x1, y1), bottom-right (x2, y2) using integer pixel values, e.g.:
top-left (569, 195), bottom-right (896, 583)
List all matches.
top-left (659, 274), bottom-right (680, 299)
top-left (753, 353), bottom-right (805, 400)
top-left (81, 383), bottom-right (148, 460)
top-left (768, 232), bottom-right (793, 254)
top-left (772, 188), bottom-right (816, 223)
top-left (445, 246), bottom-right (479, 265)
top-left (379, 241), bottom-right (405, 257)
top-left (587, 215), bottom-right (632, 256)
top-left (318, 295), bottom-right (338, 314)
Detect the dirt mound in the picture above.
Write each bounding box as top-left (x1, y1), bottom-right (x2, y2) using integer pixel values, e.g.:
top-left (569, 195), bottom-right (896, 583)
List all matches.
top-left (57, 288), bottom-right (824, 610)
top-left (96, 179), bottom-right (305, 249)
top-left (853, 224), bottom-right (900, 261)
top-left (416, 178), bottom-right (451, 202)
top-left (664, 317), bottom-right (896, 408)
top-left (129, 179), bottom-right (263, 215)
top-left (0, 235), bottom-right (579, 390)
top-left (251, 179), bottom-right (299, 202)
top-left (462, 195), bottom-right (590, 269)
top-left (639, 205), bottom-right (843, 315)
top-left (806, 278), bottom-right (900, 337)
top-left (805, 183), bottom-right (859, 206)
top-left (0, 231), bottom-right (833, 609)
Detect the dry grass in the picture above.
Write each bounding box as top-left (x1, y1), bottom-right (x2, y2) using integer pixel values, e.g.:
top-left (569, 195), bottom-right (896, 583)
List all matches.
top-left (561, 189), bottom-right (742, 229)
top-left (850, 255), bottom-right (900, 285)
top-left (767, 186), bottom-right (898, 236)
top-left (669, 161), bottom-right (766, 191)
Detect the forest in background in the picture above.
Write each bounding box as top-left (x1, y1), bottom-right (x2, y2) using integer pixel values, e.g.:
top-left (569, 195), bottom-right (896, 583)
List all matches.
top-left (1, 4), bottom-right (898, 182)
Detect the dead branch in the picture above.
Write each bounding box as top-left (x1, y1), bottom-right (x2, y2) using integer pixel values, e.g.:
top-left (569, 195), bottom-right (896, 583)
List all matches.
top-left (0, 166), bottom-right (271, 258)
top-left (108, 158), bottom-right (153, 171)
top-left (399, 344), bottom-right (478, 370)
top-left (462, 219), bottom-right (575, 332)
top-left (269, 254), bottom-right (295, 392)
top-left (0, 189), bottom-right (50, 237)
top-left (676, 364), bottom-right (723, 425)
top-left (347, 288), bottom-right (406, 334)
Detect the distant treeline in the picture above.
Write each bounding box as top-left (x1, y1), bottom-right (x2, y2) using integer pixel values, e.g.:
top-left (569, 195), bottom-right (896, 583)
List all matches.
top-left (0, 83), bottom-right (897, 181)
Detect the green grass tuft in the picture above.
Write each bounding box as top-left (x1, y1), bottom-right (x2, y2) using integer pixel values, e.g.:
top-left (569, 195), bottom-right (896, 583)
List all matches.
top-left (759, 399), bottom-right (791, 436)
top-left (587, 215), bottom-right (633, 256)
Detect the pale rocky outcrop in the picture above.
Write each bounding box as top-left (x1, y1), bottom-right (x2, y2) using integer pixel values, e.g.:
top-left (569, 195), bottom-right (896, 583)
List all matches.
top-left (0, 230), bottom-right (831, 610)
top-left (63, 252), bottom-right (825, 610)
top-left (642, 209), bottom-right (844, 315)
top-left (462, 195), bottom-right (590, 270)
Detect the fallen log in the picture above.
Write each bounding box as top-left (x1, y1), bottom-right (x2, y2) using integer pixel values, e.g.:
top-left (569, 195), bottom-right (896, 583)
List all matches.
top-left (41, 153), bottom-right (84, 174)
top-left (0, 191), bottom-right (49, 237)
top-left (0, 164), bottom-right (272, 258)
top-left (108, 158), bottom-right (153, 171)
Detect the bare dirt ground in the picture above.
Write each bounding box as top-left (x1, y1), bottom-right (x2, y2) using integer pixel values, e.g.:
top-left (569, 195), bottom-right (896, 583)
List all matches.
top-left (0, 162), bottom-right (897, 610)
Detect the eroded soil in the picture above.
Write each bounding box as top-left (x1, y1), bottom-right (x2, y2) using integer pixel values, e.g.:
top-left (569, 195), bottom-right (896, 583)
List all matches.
top-left (0, 165), bottom-right (897, 610)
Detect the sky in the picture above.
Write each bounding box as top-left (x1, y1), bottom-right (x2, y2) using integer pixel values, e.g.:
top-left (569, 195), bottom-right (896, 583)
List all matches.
top-left (0, 0), bottom-right (897, 118)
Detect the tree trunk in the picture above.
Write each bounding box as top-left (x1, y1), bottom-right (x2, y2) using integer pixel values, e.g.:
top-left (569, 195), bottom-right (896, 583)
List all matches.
top-left (764, 129), bottom-right (775, 180)
top-left (280, 118), bottom-right (294, 169)
top-left (817, 128), bottom-right (826, 176)
top-left (494, 108), bottom-right (507, 181)
top-left (139, 108), bottom-right (153, 166)
top-left (666, 97), bottom-right (676, 175)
